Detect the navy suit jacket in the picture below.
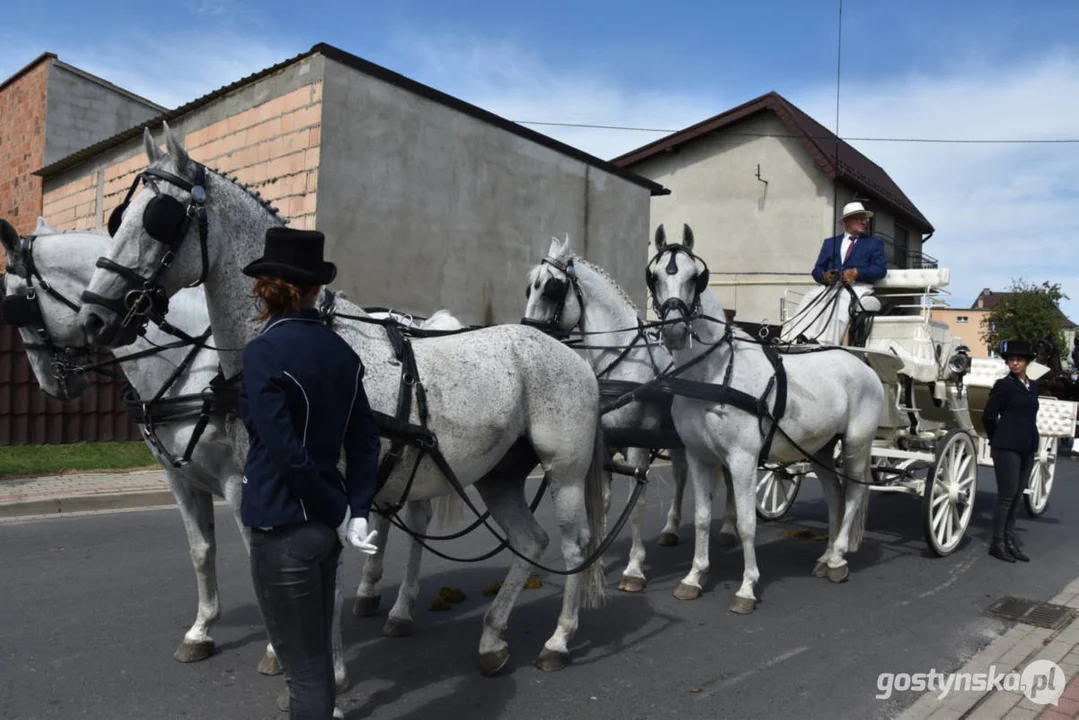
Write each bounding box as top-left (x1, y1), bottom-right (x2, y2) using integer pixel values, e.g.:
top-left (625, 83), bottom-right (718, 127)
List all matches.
top-left (811, 233), bottom-right (888, 285)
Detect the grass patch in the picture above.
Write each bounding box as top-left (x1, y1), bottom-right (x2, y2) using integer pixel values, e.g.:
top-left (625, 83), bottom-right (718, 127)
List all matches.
top-left (0, 441), bottom-right (157, 479)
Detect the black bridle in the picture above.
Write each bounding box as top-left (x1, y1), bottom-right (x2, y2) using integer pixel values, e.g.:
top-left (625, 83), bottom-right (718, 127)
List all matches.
top-left (520, 255), bottom-right (586, 338)
top-left (645, 243), bottom-right (711, 324)
top-left (81, 163), bottom-right (210, 336)
top-left (2, 234), bottom-right (96, 388)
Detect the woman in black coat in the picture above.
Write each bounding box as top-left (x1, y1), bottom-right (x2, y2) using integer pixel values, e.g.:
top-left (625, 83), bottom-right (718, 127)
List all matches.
top-left (982, 339), bottom-right (1040, 563)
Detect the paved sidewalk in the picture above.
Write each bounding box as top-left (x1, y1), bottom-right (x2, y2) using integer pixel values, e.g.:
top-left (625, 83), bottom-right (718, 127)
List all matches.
top-left (0, 468), bottom-right (175, 518)
top-left (896, 578), bottom-right (1079, 720)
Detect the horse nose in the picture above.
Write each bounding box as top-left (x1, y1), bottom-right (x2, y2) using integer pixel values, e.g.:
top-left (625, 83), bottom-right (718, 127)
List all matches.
top-left (83, 310), bottom-right (107, 344)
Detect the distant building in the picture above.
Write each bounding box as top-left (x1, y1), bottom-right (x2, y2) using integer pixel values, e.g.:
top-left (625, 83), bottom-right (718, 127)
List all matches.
top-left (930, 287), bottom-right (1078, 358)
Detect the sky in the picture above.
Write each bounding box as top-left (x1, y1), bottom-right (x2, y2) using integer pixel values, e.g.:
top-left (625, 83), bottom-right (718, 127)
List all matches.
top-left (3, 0), bottom-right (1078, 321)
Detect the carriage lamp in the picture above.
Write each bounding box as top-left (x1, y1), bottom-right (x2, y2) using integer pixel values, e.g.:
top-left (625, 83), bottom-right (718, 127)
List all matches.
top-left (948, 346), bottom-right (972, 376)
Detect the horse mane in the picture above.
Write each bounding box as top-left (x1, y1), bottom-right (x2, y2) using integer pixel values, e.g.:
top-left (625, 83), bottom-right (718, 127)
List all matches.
top-left (542, 248), bottom-right (640, 316)
top-left (152, 154), bottom-right (284, 220)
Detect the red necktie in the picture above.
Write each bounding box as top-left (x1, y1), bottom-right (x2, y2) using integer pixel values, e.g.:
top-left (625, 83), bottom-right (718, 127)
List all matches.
top-left (844, 236), bottom-right (856, 263)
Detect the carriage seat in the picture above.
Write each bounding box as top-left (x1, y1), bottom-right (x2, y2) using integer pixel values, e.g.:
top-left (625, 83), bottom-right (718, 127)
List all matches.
top-left (872, 267), bottom-right (951, 290)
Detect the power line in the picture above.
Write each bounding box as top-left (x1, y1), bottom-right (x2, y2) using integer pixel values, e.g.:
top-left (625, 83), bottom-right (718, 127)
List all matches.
top-left (512, 119), bottom-right (1079, 144)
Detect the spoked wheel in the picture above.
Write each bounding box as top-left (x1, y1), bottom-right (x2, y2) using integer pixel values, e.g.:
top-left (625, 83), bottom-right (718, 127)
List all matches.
top-left (1025, 437), bottom-right (1058, 517)
top-left (922, 430), bottom-right (977, 557)
top-left (756, 467), bottom-right (803, 521)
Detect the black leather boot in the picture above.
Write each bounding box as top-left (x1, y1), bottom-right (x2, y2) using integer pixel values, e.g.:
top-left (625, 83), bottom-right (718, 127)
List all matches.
top-left (1005, 534), bottom-right (1030, 562)
top-left (989, 539), bottom-right (1016, 562)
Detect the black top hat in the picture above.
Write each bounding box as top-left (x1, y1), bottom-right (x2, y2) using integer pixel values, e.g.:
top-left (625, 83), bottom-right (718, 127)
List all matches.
top-left (242, 227), bottom-right (337, 286)
top-left (1000, 339), bottom-right (1036, 360)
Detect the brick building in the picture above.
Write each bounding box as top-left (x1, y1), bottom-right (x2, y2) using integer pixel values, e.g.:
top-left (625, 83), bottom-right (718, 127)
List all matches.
top-left (3, 43), bottom-right (660, 445)
top-left (0, 53), bottom-right (164, 445)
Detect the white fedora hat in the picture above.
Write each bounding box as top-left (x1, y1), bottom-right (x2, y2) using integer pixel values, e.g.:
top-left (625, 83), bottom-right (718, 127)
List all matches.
top-left (842, 201), bottom-right (874, 219)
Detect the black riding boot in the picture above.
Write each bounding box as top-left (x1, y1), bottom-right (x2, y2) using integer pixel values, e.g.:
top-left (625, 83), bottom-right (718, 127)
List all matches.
top-left (989, 538), bottom-right (1016, 562)
top-left (1005, 534), bottom-right (1030, 562)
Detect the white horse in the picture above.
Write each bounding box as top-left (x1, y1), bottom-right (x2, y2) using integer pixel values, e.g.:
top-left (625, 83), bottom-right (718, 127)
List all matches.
top-left (0, 217), bottom-right (462, 692)
top-left (645, 223), bottom-right (882, 613)
top-left (522, 234), bottom-right (742, 592)
top-left (77, 122), bottom-right (611, 674)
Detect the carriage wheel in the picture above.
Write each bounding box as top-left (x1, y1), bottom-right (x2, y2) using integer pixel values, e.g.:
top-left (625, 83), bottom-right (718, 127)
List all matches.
top-left (1024, 437), bottom-right (1058, 517)
top-left (922, 430), bottom-right (977, 557)
top-left (756, 468), bottom-right (803, 521)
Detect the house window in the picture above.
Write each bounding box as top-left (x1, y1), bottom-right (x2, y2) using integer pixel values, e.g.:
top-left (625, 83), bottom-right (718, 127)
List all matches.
top-left (956, 316), bottom-right (968, 323)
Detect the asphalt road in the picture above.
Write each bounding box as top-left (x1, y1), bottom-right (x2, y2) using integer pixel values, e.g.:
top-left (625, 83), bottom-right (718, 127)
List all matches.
top-left (3, 457), bottom-right (1079, 720)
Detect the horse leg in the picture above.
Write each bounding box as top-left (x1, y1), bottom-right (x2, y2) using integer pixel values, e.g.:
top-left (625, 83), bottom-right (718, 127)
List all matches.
top-left (352, 510), bottom-right (392, 617)
top-left (729, 454), bottom-right (762, 614)
top-left (718, 470), bottom-right (739, 547)
top-left (536, 424), bottom-right (608, 672)
top-left (474, 473), bottom-right (549, 676)
top-left (167, 473), bottom-right (220, 663)
top-left (812, 454), bottom-right (844, 579)
top-left (673, 452), bottom-right (717, 601)
top-left (382, 499), bottom-right (433, 638)
top-left (823, 442), bottom-right (872, 583)
top-left (658, 448), bottom-right (688, 546)
top-left (618, 446), bottom-right (650, 593)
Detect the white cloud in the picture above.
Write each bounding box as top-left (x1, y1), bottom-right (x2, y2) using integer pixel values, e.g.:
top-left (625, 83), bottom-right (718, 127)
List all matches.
top-left (0, 30), bottom-right (301, 111)
top-left (394, 32), bottom-right (1079, 322)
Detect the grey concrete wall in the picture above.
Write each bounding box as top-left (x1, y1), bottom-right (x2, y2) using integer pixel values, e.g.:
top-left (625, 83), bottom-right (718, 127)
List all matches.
top-left (317, 56), bottom-right (651, 325)
top-left (43, 63), bottom-right (165, 166)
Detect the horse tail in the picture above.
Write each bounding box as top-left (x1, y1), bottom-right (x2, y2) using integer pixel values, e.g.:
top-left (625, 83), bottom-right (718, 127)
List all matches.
top-left (581, 418), bottom-right (609, 610)
top-left (430, 493), bottom-right (465, 531)
top-left (847, 473), bottom-right (871, 553)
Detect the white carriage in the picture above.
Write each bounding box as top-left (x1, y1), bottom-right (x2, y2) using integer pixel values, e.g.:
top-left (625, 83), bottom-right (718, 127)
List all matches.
top-left (753, 267), bottom-right (1078, 556)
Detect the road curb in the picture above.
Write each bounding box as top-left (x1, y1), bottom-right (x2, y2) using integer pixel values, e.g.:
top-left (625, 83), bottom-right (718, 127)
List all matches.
top-left (0, 490), bottom-right (177, 519)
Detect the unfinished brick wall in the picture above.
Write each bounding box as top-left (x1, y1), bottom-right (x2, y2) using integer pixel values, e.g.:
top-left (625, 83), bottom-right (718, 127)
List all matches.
top-left (0, 55), bottom-right (51, 257)
top-left (41, 82), bottom-right (323, 234)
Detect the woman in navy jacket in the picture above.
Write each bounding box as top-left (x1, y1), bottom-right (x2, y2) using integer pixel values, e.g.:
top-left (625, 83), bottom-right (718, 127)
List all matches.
top-left (239, 227), bottom-right (382, 720)
top-left (982, 339), bottom-right (1040, 563)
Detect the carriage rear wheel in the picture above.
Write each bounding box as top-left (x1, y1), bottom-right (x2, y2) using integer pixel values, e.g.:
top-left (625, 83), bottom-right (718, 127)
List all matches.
top-left (922, 430), bottom-right (977, 557)
top-left (1024, 437), bottom-right (1058, 517)
top-left (756, 468), bottom-right (803, 521)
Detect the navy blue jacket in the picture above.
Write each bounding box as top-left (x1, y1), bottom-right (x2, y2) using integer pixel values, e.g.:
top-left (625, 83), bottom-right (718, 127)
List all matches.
top-left (239, 308), bottom-right (381, 529)
top-left (983, 373), bottom-right (1040, 454)
top-left (812, 233), bottom-right (888, 285)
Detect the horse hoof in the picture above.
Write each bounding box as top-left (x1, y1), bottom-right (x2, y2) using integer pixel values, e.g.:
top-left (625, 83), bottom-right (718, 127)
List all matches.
top-left (382, 617), bottom-right (414, 638)
top-left (812, 562), bottom-right (828, 578)
top-left (478, 648), bottom-right (510, 676)
top-left (718, 532), bottom-right (738, 547)
top-left (729, 596), bottom-right (756, 615)
top-left (353, 594), bottom-right (381, 617)
top-left (827, 565), bottom-right (850, 584)
top-left (673, 582), bottom-right (702, 601)
top-left (619, 575), bottom-right (646, 593)
top-left (535, 648), bottom-right (569, 672)
top-left (657, 532), bottom-right (679, 547)
top-left (257, 651), bottom-right (281, 676)
top-left (335, 675), bottom-right (349, 695)
top-left (174, 640), bottom-right (214, 663)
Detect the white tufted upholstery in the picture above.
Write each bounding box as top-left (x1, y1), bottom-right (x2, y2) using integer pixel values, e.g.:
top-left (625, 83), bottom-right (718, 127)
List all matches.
top-left (873, 268), bottom-right (951, 289)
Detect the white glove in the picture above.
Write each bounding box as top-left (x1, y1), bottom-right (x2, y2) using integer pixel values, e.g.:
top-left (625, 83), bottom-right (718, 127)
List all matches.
top-left (336, 507), bottom-right (378, 554)
top-left (346, 516), bottom-right (379, 554)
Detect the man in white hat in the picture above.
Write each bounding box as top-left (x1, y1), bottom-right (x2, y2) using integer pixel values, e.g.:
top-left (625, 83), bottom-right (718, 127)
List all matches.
top-left (780, 201), bottom-right (888, 345)
top-left (811, 201), bottom-right (888, 287)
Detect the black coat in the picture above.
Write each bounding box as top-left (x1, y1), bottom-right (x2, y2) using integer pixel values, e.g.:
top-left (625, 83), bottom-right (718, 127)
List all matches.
top-left (982, 373), bottom-right (1040, 454)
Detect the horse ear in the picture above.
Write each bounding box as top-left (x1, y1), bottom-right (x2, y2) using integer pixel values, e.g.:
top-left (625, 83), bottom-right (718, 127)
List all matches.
top-left (654, 225), bottom-right (666, 250)
top-left (683, 223), bottom-right (695, 250)
top-left (0, 218), bottom-right (19, 258)
top-left (547, 236), bottom-right (562, 258)
top-left (162, 120), bottom-right (190, 173)
top-left (143, 127), bottom-right (163, 164)
top-left (561, 232), bottom-right (572, 255)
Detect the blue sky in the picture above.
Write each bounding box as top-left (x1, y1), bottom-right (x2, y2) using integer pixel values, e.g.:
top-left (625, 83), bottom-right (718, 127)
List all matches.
top-left (3, 0), bottom-right (1078, 321)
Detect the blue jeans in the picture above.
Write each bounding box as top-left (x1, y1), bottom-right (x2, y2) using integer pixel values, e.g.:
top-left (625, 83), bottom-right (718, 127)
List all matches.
top-left (250, 522), bottom-right (341, 720)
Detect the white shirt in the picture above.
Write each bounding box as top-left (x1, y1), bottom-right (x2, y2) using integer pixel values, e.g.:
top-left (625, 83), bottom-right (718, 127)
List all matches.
top-left (839, 234), bottom-right (859, 265)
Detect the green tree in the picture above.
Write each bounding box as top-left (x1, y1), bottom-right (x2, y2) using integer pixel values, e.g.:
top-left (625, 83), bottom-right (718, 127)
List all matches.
top-left (980, 279), bottom-right (1070, 355)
